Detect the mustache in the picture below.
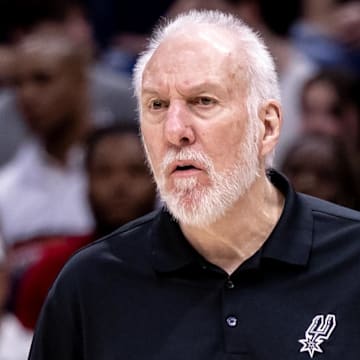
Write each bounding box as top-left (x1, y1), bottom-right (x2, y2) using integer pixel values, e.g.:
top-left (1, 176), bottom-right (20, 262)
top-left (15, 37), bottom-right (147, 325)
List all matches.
top-left (160, 148), bottom-right (213, 173)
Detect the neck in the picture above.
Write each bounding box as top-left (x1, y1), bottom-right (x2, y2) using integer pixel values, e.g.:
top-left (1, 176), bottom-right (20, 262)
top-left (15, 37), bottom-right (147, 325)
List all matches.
top-left (180, 173), bottom-right (285, 275)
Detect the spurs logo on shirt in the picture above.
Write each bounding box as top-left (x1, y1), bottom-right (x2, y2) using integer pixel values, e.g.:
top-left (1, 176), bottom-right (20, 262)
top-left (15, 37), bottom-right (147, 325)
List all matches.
top-left (298, 314), bottom-right (336, 358)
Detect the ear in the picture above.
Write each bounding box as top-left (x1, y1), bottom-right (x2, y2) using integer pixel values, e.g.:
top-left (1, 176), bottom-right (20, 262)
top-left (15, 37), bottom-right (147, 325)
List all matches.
top-left (258, 100), bottom-right (282, 158)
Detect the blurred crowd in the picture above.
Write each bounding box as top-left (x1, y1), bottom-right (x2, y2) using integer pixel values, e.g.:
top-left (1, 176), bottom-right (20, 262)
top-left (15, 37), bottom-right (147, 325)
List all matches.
top-left (0, 0), bottom-right (359, 358)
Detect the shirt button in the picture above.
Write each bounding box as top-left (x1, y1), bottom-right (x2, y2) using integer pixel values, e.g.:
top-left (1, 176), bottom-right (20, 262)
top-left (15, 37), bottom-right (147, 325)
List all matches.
top-left (226, 316), bottom-right (238, 327)
top-left (226, 279), bottom-right (235, 289)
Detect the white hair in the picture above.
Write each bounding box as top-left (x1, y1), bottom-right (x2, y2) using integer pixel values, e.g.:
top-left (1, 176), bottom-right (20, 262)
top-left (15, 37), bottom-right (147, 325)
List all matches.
top-left (133, 9), bottom-right (281, 167)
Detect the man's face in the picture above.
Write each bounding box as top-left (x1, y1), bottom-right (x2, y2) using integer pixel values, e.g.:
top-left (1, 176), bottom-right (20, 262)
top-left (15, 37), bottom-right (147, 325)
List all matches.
top-left (88, 133), bottom-right (156, 231)
top-left (14, 47), bottom-right (83, 137)
top-left (140, 27), bottom-right (260, 226)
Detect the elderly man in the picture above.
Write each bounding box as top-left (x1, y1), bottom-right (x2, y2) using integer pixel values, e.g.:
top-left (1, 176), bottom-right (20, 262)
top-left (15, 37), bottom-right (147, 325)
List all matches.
top-left (29, 10), bottom-right (360, 359)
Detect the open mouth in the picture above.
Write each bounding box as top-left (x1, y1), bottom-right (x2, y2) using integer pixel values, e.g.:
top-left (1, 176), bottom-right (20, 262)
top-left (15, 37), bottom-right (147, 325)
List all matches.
top-left (175, 165), bottom-right (197, 171)
top-left (168, 161), bottom-right (204, 178)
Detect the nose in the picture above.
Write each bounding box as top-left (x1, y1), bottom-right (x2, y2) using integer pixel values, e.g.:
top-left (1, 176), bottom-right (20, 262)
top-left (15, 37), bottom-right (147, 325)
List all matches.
top-left (164, 100), bottom-right (195, 147)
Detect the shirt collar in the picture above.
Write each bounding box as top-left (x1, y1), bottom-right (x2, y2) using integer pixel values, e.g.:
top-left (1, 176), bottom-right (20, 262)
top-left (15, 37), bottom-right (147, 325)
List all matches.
top-left (150, 211), bottom-right (200, 272)
top-left (151, 169), bottom-right (313, 273)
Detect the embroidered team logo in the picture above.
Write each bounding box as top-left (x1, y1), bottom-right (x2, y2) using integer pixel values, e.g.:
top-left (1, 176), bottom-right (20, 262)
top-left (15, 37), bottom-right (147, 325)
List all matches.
top-left (298, 314), bottom-right (336, 358)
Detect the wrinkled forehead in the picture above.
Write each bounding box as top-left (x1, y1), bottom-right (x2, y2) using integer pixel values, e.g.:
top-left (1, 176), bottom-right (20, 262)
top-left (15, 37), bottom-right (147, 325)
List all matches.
top-left (142, 25), bottom-right (246, 90)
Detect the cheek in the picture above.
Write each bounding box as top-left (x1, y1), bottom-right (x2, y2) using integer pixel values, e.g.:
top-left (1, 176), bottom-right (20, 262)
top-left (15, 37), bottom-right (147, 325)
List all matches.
top-left (206, 127), bottom-right (244, 165)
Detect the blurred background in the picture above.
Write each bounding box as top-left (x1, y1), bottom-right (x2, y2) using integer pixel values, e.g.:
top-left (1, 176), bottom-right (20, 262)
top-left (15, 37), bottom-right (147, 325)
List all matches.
top-left (0, 0), bottom-right (359, 358)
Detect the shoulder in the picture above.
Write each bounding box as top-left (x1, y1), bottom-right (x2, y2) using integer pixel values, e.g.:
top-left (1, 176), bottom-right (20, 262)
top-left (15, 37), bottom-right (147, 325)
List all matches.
top-left (301, 193), bottom-right (360, 223)
top-left (82, 209), bottom-right (160, 256)
top-left (46, 210), bottom-right (163, 300)
top-left (57, 210), bottom-right (161, 280)
top-left (299, 193), bottom-right (360, 251)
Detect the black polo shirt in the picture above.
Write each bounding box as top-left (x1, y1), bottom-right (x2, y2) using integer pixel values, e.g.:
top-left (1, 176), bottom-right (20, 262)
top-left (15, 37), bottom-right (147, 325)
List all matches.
top-left (29, 170), bottom-right (360, 360)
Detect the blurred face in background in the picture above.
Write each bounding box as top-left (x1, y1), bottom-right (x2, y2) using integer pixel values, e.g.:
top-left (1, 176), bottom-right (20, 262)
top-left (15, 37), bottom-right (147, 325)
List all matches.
top-left (281, 134), bottom-right (357, 208)
top-left (14, 40), bottom-right (85, 138)
top-left (301, 79), bottom-right (359, 150)
top-left (283, 138), bottom-right (339, 201)
top-left (88, 132), bottom-right (156, 233)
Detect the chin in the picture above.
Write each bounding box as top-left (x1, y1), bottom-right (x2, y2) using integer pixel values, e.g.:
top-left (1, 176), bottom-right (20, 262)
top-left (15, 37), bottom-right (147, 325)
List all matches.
top-left (161, 186), bottom-right (224, 227)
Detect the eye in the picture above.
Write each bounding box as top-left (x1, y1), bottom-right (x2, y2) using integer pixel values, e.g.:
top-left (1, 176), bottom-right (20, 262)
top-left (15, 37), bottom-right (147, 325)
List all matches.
top-left (191, 96), bottom-right (217, 106)
top-left (149, 99), bottom-right (168, 110)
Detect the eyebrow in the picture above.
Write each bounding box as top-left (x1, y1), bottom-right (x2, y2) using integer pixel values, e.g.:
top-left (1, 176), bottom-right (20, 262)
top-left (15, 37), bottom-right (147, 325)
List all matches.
top-left (142, 81), bottom-right (228, 97)
top-left (141, 88), bottom-right (160, 96)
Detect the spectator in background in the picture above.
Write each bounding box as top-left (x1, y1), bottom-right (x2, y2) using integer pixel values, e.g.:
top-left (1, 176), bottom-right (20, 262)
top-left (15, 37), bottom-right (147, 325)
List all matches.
top-left (15, 123), bottom-right (157, 330)
top-left (0, 29), bottom-right (94, 272)
top-left (299, 68), bottom-right (360, 156)
top-left (0, 234), bottom-right (32, 360)
top-left (85, 124), bottom-right (157, 237)
top-left (0, 0), bottom-right (136, 167)
top-left (280, 134), bottom-right (360, 210)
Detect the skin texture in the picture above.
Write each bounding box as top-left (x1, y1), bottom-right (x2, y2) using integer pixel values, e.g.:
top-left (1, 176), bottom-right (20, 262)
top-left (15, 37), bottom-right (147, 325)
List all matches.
top-left (140, 24), bottom-right (283, 274)
top-left (141, 25), bottom-right (280, 198)
top-left (141, 28), bottom-right (249, 190)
